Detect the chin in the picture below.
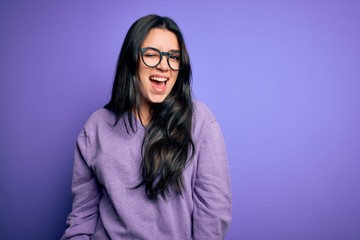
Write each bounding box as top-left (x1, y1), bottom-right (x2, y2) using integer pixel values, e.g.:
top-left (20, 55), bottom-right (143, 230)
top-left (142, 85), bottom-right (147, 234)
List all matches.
top-left (151, 99), bottom-right (166, 104)
top-left (149, 95), bottom-right (168, 104)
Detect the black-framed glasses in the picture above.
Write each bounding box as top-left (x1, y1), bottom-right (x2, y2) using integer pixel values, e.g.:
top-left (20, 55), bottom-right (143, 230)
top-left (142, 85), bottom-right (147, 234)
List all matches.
top-left (140, 47), bottom-right (182, 71)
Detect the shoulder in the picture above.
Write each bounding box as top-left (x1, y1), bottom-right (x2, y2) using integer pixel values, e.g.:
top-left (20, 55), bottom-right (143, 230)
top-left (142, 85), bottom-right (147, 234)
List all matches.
top-left (82, 108), bottom-right (116, 134)
top-left (193, 100), bottom-right (217, 123)
top-left (192, 100), bottom-right (219, 141)
top-left (84, 108), bottom-right (115, 125)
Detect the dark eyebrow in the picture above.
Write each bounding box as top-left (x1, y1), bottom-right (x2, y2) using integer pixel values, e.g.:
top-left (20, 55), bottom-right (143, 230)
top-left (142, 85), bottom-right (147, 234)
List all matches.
top-left (143, 46), bottom-right (181, 53)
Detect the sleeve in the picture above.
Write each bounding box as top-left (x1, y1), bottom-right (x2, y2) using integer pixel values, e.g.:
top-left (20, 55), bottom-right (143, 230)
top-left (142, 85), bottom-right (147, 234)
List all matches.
top-left (193, 120), bottom-right (232, 240)
top-left (61, 128), bottom-right (102, 240)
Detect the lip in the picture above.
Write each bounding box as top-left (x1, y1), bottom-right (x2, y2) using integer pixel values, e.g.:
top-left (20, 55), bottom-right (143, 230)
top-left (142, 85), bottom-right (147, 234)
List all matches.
top-left (149, 74), bottom-right (169, 82)
top-left (149, 74), bottom-right (169, 92)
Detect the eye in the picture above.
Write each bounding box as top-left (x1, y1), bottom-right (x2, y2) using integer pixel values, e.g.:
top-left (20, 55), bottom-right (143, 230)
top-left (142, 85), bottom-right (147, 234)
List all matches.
top-left (145, 53), bottom-right (158, 58)
top-left (169, 53), bottom-right (181, 61)
top-left (143, 48), bottom-right (160, 58)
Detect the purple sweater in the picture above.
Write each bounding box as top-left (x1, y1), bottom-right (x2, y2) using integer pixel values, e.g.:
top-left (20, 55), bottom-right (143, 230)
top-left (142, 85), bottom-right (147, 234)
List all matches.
top-left (62, 101), bottom-right (232, 240)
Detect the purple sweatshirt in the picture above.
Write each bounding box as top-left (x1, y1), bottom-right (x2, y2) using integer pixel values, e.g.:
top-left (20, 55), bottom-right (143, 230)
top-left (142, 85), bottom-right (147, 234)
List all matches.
top-left (62, 101), bottom-right (232, 240)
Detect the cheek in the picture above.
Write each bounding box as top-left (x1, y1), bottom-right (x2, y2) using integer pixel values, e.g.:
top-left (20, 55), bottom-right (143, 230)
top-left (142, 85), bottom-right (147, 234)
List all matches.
top-left (138, 67), bottom-right (150, 83)
top-left (172, 74), bottom-right (179, 87)
top-left (171, 72), bottom-right (179, 82)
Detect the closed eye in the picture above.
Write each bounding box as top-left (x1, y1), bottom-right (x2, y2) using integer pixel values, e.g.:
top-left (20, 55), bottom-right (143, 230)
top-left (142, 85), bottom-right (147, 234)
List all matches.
top-left (145, 53), bottom-right (159, 58)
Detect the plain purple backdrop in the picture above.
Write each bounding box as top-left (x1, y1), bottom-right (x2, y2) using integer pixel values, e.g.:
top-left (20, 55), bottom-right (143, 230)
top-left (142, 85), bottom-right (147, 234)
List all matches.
top-left (1, 1), bottom-right (360, 239)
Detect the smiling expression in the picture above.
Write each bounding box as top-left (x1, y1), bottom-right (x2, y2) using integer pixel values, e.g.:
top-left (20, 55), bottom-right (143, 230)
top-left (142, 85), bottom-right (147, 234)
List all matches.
top-left (137, 28), bottom-right (180, 117)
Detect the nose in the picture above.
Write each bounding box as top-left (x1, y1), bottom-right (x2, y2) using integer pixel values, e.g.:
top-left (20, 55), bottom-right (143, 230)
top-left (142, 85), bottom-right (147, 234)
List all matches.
top-left (156, 54), bottom-right (169, 71)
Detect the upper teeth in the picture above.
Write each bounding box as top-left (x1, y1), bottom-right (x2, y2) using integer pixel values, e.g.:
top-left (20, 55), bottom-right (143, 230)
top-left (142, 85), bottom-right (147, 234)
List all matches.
top-left (150, 76), bottom-right (167, 82)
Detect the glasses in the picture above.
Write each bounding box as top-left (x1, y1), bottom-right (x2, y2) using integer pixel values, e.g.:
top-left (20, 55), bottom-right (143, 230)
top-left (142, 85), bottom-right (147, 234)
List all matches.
top-left (140, 47), bottom-right (182, 71)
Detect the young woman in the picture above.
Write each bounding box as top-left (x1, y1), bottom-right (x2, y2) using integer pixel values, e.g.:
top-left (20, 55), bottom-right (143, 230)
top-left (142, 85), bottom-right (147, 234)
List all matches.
top-left (62, 14), bottom-right (232, 240)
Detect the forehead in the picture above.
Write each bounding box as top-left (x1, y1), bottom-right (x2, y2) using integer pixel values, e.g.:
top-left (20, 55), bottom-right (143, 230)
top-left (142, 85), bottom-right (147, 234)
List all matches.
top-left (141, 28), bottom-right (180, 51)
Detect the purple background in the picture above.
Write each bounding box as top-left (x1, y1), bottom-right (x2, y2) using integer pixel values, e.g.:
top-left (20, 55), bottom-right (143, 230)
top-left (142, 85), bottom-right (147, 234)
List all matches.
top-left (1, 1), bottom-right (359, 239)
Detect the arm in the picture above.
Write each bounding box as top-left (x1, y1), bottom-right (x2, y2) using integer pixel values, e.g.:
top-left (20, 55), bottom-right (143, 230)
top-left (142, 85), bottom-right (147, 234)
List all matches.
top-left (193, 120), bottom-right (232, 240)
top-left (61, 129), bottom-right (101, 240)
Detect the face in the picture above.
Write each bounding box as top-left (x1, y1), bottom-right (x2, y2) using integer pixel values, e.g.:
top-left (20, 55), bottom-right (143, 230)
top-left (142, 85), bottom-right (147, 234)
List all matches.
top-left (138, 28), bottom-right (180, 113)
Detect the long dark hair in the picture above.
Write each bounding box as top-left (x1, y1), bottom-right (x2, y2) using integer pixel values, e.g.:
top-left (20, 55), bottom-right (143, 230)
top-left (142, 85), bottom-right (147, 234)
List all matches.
top-left (104, 15), bottom-right (194, 199)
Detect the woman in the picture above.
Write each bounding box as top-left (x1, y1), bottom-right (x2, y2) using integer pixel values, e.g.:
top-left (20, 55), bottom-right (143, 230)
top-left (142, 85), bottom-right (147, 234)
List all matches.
top-left (62, 14), bottom-right (231, 240)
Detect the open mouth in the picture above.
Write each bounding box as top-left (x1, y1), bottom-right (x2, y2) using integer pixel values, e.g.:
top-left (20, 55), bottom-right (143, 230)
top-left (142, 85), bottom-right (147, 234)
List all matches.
top-left (150, 76), bottom-right (168, 91)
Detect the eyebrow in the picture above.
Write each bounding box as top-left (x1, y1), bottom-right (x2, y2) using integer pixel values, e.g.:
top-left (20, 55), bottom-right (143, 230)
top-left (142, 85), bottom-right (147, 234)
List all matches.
top-left (143, 46), bottom-right (181, 52)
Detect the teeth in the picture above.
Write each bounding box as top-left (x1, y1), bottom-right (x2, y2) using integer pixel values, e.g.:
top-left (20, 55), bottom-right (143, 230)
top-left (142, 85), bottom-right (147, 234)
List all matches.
top-left (150, 76), bottom-right (168, 82)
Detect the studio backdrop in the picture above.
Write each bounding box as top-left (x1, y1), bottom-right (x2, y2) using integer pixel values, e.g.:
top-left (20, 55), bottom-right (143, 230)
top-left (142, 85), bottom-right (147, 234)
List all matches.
top-left (1, 1), bottom-right (359, 239)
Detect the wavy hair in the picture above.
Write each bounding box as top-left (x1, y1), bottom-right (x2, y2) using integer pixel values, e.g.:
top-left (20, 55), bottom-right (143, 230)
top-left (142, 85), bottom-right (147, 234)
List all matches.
top-left (104, 15), bottom-right (194, 200)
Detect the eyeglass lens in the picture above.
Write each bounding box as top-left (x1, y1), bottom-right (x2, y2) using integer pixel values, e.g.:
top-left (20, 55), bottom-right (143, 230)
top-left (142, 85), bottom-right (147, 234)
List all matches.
top-left (141, 48), bottom-right (181, 70)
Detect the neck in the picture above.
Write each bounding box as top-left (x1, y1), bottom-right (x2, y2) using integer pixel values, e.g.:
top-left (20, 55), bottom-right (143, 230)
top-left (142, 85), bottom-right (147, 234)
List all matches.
top-left (138, 99), bottom-right (151, 126)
